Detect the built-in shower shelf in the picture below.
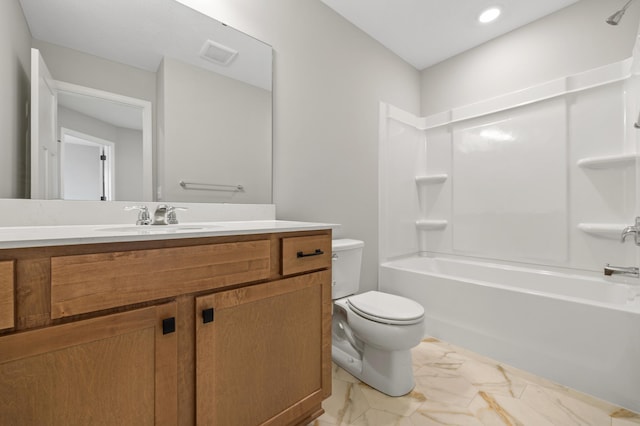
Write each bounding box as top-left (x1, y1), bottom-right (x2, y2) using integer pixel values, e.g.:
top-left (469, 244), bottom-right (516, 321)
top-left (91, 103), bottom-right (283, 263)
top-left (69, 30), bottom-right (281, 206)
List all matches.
top-left (415, 174), bottom-right (448, 185)
top-left (416, 219), bottom-right (448, 231)
top-left (577, 154), bottom-right (637, 169)
top-left (577, 223), bottom-right (626, 238)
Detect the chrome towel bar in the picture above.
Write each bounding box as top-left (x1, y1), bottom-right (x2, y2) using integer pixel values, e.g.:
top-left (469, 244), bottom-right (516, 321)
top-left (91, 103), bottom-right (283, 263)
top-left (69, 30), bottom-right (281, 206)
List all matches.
top-left (179, 180), bottom-right (244, 192)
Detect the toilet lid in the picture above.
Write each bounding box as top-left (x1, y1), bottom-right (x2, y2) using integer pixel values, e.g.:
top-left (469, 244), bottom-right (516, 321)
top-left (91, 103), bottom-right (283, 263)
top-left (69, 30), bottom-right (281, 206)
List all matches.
top-left (347, 291), bottom-right (424, 325)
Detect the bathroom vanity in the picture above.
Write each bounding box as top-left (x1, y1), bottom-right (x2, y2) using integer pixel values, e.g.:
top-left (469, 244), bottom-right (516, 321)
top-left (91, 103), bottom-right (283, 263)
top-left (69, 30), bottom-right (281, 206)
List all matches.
top-left (0, 221), bottom-right (332, 425)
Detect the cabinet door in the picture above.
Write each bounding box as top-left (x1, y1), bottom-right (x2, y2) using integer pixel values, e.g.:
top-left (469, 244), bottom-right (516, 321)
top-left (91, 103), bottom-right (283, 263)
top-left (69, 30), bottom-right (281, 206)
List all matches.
top-left (196, 270), bottom-right (331, 425)
top-left (0, 302), bottom-right (177, 425)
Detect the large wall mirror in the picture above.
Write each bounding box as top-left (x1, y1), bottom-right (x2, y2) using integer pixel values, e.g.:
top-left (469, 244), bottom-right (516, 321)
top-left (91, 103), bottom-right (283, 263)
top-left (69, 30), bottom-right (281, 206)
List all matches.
top-left (19, 0), bottom-right (272, 203)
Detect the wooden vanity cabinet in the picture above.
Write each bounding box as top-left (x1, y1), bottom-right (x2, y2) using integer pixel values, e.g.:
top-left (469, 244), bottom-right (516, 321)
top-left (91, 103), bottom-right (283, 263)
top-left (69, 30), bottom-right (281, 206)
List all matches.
top-left (196, 270), bottom-right (331, 425)
top-left (0, 229), bottom-right (331, 426)
top-left (0, 302), bottom-right (178, 425)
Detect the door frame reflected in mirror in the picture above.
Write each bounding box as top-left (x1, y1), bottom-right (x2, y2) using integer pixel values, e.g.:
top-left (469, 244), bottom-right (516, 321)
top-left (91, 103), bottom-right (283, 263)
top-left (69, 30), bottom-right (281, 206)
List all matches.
top-left (30, 62), bottom-right (153, 201)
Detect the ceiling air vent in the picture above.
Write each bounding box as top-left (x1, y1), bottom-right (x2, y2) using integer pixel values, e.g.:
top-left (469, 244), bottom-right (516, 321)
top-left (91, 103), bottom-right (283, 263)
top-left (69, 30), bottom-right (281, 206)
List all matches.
top-left (199, 39), bottom-right (238, 66)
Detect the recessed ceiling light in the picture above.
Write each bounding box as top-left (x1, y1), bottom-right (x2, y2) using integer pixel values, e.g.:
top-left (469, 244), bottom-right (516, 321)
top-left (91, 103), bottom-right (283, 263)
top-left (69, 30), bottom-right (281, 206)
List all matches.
top-left (478, 7), bottom-right (501, 24)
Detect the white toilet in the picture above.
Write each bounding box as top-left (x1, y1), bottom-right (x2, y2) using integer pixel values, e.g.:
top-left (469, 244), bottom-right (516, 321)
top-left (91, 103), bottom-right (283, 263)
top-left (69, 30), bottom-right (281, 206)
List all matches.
top-left (331, 239), bottom-right (425, 396)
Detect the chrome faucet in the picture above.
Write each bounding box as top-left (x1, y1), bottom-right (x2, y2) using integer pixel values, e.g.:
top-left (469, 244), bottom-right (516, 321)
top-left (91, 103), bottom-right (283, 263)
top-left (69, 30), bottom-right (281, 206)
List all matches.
top-left (621, 217), bottom-right (640, 245)
top-left (124, 205), bottom-right (151, 225)
top-left (152, 204), bottom-right (187, 225)
top-left (604, 264), bottom-right (639, 278)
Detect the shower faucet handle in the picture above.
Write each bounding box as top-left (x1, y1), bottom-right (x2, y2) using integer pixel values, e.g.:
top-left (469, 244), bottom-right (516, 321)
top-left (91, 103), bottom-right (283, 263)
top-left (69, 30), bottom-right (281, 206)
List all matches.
top-left (621, 217), bottom-right (640, 245)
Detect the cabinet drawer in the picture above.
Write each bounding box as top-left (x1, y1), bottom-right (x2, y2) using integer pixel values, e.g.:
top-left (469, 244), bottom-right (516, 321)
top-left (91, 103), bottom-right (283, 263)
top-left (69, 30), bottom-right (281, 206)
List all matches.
top-left (51, 240), bottom-right (270, 319)
top-left (281, 235), bottom-right (331, 276)
top-left (0, 261), bottom-right (14, 330)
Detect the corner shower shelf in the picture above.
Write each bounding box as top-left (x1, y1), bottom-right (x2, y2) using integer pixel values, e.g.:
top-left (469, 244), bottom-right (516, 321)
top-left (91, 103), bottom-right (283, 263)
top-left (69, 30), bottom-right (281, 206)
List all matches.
top-left (415, 174), bottom-right (448, 185)
top-left (577, 223), bottom-right (626, 239)
top-left (416, 219), bottom-right (448, 231)
top-left (576, 154), bottom-right (637, 169)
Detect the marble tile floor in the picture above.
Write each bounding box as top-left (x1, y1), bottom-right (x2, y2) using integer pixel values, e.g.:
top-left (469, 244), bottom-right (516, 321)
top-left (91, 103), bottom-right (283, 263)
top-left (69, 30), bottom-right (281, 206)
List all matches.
top-left (310, 338), bottom-right (640, 426)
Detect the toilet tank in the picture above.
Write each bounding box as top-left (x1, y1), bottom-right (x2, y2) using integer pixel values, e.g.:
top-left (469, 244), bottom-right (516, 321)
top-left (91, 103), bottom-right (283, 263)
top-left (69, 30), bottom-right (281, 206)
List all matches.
top-left (332, 239), bottom-right (364, 299)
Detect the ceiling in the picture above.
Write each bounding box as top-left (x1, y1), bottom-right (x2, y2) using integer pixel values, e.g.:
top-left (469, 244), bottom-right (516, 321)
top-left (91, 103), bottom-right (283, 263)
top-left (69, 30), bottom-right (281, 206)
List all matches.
top-left (320, 0), bottom-right (580, 70)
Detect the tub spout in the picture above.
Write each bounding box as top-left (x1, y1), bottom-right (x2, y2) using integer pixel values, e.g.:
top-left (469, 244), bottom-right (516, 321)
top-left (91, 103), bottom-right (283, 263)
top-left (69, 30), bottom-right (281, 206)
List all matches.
top-left (604, 264), bottom-right (639, 278)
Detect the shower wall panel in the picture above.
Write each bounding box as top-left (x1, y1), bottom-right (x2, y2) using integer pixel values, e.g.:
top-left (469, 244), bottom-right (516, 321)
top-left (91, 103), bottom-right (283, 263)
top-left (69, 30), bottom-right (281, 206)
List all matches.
top-left (379, 105), bottom-right (424, 260)
top-left (569, 81), bottom-right (635, 271)
top-left (420, 126), bottom-right (452, 254)
top-left (451, 98), bottom-right (567, 264)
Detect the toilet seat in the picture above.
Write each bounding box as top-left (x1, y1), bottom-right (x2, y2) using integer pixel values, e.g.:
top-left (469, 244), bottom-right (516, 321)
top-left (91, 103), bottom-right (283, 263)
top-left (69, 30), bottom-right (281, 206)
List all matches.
top-left (347, 291), bottom-right (424, 325)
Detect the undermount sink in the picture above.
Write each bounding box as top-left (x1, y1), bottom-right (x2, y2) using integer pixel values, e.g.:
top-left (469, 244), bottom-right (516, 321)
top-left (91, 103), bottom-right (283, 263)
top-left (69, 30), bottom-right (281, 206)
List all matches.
top-left (95, 224), bottom-right (219, 234)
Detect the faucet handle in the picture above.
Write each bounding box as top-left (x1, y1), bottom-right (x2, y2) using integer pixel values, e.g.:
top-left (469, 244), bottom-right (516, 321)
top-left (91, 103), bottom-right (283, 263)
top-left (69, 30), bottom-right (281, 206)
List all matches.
top-left (124, 205), bottom-right (151, 225)
top-left (166, 206), bottom-right (188, 225)
top-left (621, 216), bottom-right (640, 245)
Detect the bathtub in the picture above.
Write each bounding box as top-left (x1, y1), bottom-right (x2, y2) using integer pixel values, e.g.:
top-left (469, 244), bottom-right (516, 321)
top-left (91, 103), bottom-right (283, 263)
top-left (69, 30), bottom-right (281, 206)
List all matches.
top-left (379, 255), bottom-right (640, 412)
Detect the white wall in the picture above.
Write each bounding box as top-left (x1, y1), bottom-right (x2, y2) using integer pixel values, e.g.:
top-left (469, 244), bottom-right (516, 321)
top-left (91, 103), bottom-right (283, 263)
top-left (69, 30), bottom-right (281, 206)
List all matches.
top-left (0, 0), bottom-right (31, 198)
top-left (158, 57), bottom-right (272, 204)
top-left (421, 0), bottom-right (640, 115)
top-left (177, 0), bottom-right (421, 292)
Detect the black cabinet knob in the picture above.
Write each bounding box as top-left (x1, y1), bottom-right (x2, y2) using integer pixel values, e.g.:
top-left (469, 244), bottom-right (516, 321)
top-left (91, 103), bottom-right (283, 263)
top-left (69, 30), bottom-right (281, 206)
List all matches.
top-left (202, 308), bottom-right (214, 324)
top-left (162, 317), bottom-right (176, 335)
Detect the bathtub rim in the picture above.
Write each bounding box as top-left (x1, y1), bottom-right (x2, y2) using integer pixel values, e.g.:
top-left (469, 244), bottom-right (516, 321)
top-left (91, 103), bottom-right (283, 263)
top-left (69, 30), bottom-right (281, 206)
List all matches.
top-left (380, 253), bottom-right (640, 313)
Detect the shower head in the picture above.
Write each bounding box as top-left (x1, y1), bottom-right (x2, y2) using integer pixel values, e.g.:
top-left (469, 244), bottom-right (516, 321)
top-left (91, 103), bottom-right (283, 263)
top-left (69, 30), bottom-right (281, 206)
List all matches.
top-left (607, 9), bottom-right (626, 25)
top-left (607, 0), bottom-right (635, 25)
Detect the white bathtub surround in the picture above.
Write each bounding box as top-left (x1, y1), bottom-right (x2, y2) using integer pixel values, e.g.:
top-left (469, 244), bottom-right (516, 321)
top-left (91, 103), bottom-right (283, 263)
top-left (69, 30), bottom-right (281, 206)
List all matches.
top-left (378, 54), bottom-right (640, 412)
top-left (379, 57), bottom-right (639, 270)
top-left (313, 338), bottom-right (640, 425)
top-left (0, 198), bottom-right (275, 227)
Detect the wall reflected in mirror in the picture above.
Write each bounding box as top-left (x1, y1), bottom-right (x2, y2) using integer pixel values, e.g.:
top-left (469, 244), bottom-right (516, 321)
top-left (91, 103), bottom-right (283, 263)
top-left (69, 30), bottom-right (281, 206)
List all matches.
top-left (17, 0), bottom-right (272, 203)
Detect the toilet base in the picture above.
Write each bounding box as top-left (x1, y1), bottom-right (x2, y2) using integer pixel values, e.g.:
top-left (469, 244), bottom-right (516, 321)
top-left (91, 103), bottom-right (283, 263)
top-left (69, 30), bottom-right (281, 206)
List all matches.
top-left (332, 344), bottom-right (363, 375)
top-left (332, 343), bottom-right (415, 397)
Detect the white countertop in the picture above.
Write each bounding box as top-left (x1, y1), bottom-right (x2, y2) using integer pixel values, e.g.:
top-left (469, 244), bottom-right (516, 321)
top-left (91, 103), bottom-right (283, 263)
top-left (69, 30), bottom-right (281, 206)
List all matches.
top-left (0, 220), bottom-right (337, 249)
